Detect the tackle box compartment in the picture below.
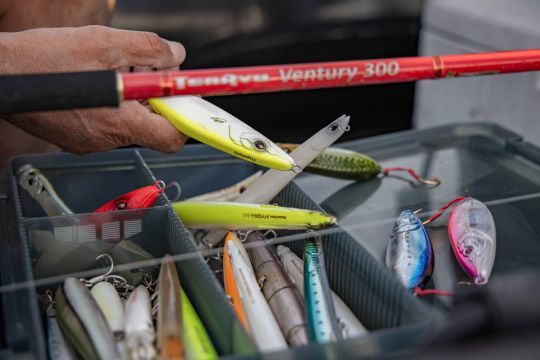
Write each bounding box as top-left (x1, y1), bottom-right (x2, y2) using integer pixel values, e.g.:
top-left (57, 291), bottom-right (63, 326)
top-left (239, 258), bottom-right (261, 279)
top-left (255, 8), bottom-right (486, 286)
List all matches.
top-left (2, 122), bottom-right (540, 358)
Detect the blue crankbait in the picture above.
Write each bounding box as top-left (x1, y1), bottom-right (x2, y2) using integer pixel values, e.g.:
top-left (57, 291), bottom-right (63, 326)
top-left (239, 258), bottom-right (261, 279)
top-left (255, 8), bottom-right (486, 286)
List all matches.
top-left (385, 210), bottom-right (433, 290)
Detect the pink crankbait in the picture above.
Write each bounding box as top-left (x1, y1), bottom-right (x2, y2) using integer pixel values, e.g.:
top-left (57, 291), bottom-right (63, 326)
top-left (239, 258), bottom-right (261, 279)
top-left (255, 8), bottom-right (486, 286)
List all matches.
top-left (425, 197), bottom-right (496, 285)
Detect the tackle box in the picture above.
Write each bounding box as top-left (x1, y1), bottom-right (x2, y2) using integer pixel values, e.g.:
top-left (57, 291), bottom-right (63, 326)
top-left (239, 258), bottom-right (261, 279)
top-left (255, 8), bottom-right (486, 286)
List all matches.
top-left (2, 122), bottom-right (540, 359)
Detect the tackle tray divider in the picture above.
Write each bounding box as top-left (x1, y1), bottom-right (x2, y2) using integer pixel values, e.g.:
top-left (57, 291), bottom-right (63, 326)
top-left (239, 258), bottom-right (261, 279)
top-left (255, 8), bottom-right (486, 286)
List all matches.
top-left (133, 150), bottom-right (257, 356)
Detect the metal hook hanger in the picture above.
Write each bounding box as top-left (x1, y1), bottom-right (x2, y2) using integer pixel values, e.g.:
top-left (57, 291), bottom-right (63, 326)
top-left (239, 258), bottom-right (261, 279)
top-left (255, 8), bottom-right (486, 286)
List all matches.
top-left (81, 254), bottom-right (115, 287)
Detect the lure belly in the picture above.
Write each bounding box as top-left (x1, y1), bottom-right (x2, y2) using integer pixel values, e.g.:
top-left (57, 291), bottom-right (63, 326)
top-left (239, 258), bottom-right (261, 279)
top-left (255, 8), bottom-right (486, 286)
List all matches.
top-left (448, 198), bottom-right (496, 284)
top-left (125, 286), bottom-right (156, 360)
top-left (246, 232), bottom-right (309, 346)
top-left (173, 201), bottom-right (336, 230)
top-left (276, 245), bottom-right (367, 339)
top-left (149, 95), bottom-right (295, 171)
top-left (201, 115), bottom-right (350, 247)
top-left (304, 239), bottom-right (341, 343)
top-left (186, 171), bottom-right (263, 202)
top-left (227, 239), bottom-right (287, 352)
top-left (386, 210), bottom-right (433, 290)
top-left (181, 289), bottom-right (218, 360)
top-left (278, 144), bottom-right (381, 181)
top-left (56, 278), bottom-right (119, 360)
top-left (157, 254), bottom-right (184, 360)
top-left (90, 282), bottom-right (125, 341)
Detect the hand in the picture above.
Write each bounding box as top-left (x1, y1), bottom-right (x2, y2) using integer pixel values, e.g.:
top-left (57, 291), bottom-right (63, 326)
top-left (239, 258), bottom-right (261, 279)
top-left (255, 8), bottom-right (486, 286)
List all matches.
top-left (0, 26), bottom-right (188, 155)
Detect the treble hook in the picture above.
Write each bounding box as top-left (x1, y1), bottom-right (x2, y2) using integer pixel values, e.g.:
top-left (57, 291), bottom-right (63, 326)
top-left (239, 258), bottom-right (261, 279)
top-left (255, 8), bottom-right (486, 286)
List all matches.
top-left (80, 254), bottom-right (115, 287)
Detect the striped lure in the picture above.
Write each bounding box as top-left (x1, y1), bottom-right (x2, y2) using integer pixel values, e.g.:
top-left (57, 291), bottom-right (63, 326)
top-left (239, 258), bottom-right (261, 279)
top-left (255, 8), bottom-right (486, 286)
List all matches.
top-left (304, 237), bottom-right (341, 343)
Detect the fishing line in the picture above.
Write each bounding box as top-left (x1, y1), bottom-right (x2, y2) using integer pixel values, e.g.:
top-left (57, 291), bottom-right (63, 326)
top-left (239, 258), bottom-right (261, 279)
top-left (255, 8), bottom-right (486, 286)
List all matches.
top-left (422, 197), bottom-right (467, 225)
top-left (382, 167), bottom-right (441, 187)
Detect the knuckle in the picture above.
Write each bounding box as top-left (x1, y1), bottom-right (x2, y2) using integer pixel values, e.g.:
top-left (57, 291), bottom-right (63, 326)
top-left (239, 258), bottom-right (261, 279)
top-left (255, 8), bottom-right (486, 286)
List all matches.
top-left (141, 32), bottom-right (168, 54)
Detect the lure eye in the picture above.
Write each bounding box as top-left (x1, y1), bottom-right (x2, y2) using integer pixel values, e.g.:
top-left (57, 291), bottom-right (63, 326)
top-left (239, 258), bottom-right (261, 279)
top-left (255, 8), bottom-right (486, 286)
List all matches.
top-left (329, 123), bottom-right (339, 132)
top-left (116, 200), bottom-right (128, 210)
top-left (463, 246), bottom-right (473, 256)
top-left (254, 140), bottom-right (267, 151)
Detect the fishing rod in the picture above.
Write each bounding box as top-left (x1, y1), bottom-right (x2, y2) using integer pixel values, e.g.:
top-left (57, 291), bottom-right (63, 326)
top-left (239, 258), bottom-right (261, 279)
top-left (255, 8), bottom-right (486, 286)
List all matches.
top-left (1, 48), bottom-right (539, 114)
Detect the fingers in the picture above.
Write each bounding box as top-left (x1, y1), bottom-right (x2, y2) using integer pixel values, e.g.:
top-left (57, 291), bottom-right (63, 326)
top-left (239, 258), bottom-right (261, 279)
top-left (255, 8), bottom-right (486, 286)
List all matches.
top-left (123, 101), bottom-right (189, 154)
top-left (104, 27), bottom-right (185, 69)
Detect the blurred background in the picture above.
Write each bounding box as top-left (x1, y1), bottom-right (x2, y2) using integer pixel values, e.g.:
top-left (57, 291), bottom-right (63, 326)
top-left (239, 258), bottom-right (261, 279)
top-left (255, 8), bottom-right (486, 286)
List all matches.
top-left (112, 0), bottom-right (540, 145)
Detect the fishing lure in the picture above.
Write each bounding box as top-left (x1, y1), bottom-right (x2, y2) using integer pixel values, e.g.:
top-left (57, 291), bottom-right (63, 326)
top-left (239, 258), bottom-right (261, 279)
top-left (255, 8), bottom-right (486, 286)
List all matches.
top-left (280, 145), bottom-right (440, 185)
top-left (223, 232), bottom-right (251, 333)
top-left (93, 181), bottom-right (164, 212)
top-left (186, 171), bottom-right (263, 202)
top-left (17, 164), bottom-right (73, 216)
top-left (181, 289), bottom-right (218, 360)
top-left (448, 198), bottom-right (496, 284)
top-left (386, 210), bottom-right (433, 290)
top-left (55, 278), bottom-right (119, 360)
top-left (227, 238), bottom-right (287, 352)
top-left (46, 306), bottom-right (77, 360)
top-left (90, 282), bottom-right (125, 341)
top-left (424, 197), bottom-right (496, 285)
top-left (278, 144), bottom-right (381, 181)
top-left (276, 245), bottom-right (367, 339)
top-left (246, 231), bottom-right (309, 346)
top-left (149, 95), bottom-right (295, 171)
top-left (201, 115), bottom-right (350, 247)
top-left (173, 201), bottom-right (336, 230)
top-left (157, 254), bottom-right (184, 359)
top-left (125, 286), bottom-right (156, 360)
top-left (304, 237), bottom-right (341, 343)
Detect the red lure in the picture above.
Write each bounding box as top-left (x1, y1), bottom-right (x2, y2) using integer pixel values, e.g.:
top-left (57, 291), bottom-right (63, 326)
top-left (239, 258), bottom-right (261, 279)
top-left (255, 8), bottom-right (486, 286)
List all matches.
top-left (93, 181), bottom-right (165, 212)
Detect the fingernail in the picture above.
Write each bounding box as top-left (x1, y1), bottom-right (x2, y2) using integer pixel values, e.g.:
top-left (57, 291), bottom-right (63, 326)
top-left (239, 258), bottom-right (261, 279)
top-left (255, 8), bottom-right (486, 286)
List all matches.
top-left (166, 41), bottom-right (186, 63)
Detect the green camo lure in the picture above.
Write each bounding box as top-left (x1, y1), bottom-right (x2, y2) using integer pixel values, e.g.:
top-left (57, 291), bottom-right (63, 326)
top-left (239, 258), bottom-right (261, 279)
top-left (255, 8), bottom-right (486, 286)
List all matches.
top-left (278, 144), bottom-right (440, 185)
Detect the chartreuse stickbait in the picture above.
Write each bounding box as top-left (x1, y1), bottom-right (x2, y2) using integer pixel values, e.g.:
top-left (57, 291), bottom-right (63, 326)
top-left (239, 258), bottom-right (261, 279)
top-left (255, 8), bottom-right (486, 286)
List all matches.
top-left (386, 210), bottom-right (433, 290)
top-left (278, 144), bottom-right (440, 185)
top-left (227, 234), bottom-right (287, 352)
top-left (149, 95), bottom-right (295, 171)
top-left (246, 231), bottom-right (309, 346)
top-left (173, 201), bottom-right (336, 230)
top-left (157, 255), bottom-right (183, 359)
top-left (276, 245), bottom-right (367, 339)
top-left (304, 237), bottom-right (341, 344)
top-left (201, 115), bottom-right (350, 247)
top-left (181, 289), bottom-right (218, 360)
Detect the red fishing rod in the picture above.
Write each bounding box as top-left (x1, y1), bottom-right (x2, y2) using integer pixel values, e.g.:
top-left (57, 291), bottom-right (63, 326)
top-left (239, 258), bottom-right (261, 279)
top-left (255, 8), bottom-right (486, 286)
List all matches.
top-left (1, 49), bottom-right (540, 114)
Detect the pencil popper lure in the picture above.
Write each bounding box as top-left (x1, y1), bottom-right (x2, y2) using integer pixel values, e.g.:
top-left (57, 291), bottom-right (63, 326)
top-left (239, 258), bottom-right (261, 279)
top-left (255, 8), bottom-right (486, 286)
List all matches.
top-left (246, 231), bottom-right (309, 346)
top-left (278, 144), bottom-right (441, 186)
top-left (227, 234), bottom-right (288, 352)
top-left (125, 286), bottom-right (156, 360)
top-left (386, 210), bottom-right (433, 292)
top-left (424, 197), bottom-right (496, 285)
top-left (173, 201), bottom-right (336, 230)
top-left (55, 278), bottom-right (120, 360)
top-left (149, 95), bottom-right (296, 171)
top-left (201, 115), bottom-right (350, 247)
top-left (277, 245), bottom-right (367, 339)
top-left (90, 282), bottom-right (125, 343)
top-left (157, 254), bottom-right (184, 359)
top-left (304, 236), bottom-right (341, 344)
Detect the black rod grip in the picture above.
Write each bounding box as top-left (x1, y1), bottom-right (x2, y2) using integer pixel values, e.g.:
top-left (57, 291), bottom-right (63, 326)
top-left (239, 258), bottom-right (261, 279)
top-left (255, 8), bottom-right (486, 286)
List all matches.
top-left (0, 70), bottom-right (119, 114)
